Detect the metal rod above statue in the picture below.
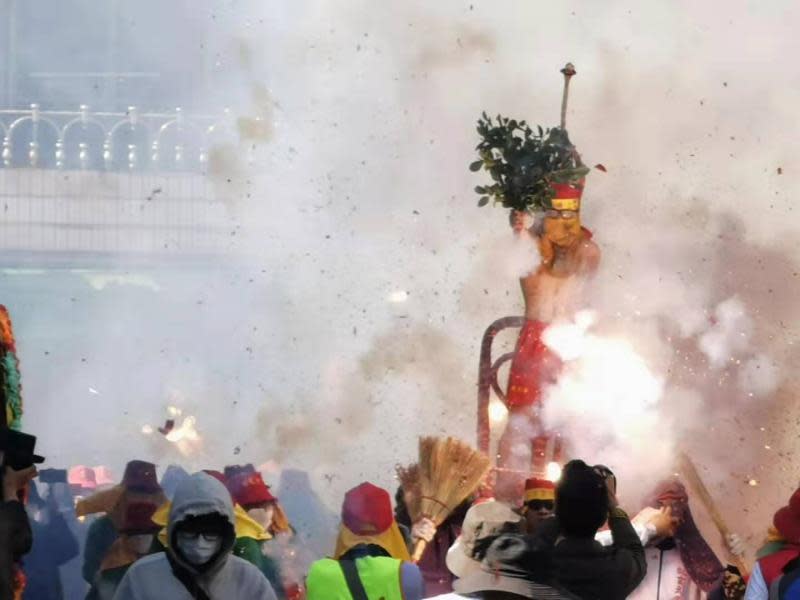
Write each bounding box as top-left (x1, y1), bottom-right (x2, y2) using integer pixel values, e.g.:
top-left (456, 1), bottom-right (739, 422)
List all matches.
top-left (560, 62), bottom-right (576, 131)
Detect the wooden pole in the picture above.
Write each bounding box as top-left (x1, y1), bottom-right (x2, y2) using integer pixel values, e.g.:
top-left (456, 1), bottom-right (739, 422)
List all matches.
top-left (678, 452), bottom-right (749, 576)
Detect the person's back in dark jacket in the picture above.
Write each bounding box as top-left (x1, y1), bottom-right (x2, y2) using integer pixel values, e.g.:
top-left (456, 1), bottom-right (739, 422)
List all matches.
top-left (532, 460), bottom-right (646, 600)
top-left (0, 462), bottom-right (37, 600)
top-left (23, 482), bottom-right (79, 600)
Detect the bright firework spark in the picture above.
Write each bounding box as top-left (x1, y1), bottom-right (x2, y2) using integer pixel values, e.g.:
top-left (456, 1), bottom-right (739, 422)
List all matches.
top-left (165, 416), bottom-right (202, 457)
top-left (541, 310), bottom-right (672, 496)
top-left (165, 416), bottom-right (199, 443)
top-left (545, 461), bottom-right (562, 482)
top-left (488, 398), bottom-right (508, 425)
top-left (387, 290), bottom-right (409, 303)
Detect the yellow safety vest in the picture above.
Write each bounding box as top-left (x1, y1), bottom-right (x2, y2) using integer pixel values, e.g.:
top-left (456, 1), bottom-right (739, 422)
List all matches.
top-left (306, 556), bottom-right (404, 600)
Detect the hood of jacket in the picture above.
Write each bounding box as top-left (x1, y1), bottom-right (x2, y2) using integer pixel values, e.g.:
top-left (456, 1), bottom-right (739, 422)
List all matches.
top-left (167, 472), bottom-right (236, 576)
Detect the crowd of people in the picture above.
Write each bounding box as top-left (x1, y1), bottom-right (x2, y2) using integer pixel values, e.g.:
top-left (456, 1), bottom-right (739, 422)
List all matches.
top-left (3, 427), bottom-right (800, 599)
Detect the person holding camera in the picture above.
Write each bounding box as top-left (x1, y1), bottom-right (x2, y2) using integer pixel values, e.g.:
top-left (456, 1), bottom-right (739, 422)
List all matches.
top-left (531, 460), bottom-right (646, 600)
top-left (0, 428), bottom-right (43, 600)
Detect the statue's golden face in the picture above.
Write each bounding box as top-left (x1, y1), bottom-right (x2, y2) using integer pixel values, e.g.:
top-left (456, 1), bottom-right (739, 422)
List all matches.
top-left (543, 209), bottom-right (582, 248)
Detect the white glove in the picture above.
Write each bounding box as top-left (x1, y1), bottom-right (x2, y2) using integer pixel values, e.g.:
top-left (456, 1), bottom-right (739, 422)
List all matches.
top-left (726, 533), bottom-right (746, 557)
top-left (412, 518), bottom-right (437, 543)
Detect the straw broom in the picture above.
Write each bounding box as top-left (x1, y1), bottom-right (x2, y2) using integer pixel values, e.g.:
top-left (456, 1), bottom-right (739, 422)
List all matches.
top-left (410, 436), bottom-right (491, 562)
top-left (395, 462), bottom-right (421, 518)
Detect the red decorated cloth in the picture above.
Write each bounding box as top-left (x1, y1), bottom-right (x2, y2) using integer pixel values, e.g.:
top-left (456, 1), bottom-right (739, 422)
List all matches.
top-left (505, 319), bottom-right (562, 410)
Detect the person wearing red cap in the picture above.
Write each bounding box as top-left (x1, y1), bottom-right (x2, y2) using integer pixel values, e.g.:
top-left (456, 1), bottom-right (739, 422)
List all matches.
top-left (745, 487), bottom-right (800, 598)
top-left (306, 482), bottom-right (424, 600)
top-left (496, 181), bottom-right (600, 500)
top-left (521, 477), bottom-right (556, 533)
top-left (227, 471), bottom-right (293, 539)
top-left (226, 471), bottom-right (292, 599)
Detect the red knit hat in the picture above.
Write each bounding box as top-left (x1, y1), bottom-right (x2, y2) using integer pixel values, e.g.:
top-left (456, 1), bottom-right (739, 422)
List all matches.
top-left (119, 502), bottom-right (159, 534)
top-left (227, 472), bottom-right (277, 507)
top-left (341, 482), bottom-right (393, 536)
top-left (774, 489), bottom-right (800, 544)
top-left (524, 478), bottom-right (555, 503)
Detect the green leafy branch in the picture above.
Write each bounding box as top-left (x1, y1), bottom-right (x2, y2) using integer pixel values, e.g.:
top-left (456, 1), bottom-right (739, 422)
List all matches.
top-left (469, 112), bottom-right (589, 212)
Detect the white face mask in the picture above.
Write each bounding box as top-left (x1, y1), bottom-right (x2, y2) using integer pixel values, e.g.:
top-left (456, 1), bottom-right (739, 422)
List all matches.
top-left (128, 534), bottom-right (154, 555)
top-left (247, 506), bottom-right (275, 531)
top-left (176, 531), bottom-right (223, 565)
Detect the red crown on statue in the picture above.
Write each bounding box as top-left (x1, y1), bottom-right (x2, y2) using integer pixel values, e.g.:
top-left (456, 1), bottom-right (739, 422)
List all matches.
top-left (550, 181), bottom-right (584, 212)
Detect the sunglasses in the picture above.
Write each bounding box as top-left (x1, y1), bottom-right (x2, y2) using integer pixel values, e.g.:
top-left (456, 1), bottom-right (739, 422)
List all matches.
top-left (526, 500), bottom-right (555, 512)
top-left (177, 531), bottom-right (222, 543)
top-left (545, 210), bottom-right (578, 219)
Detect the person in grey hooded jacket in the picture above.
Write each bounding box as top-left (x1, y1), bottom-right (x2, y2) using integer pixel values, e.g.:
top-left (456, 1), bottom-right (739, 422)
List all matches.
top-left (113, 471), bottom-right (277, 600)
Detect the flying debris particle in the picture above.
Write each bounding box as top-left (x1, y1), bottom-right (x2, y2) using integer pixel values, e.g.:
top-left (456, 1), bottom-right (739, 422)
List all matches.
top-left (594, 164), bottom-right (607, 172)
top-left (777, 167), bottom-right (783, 174)
top-left (141, 425), bottom-right (154, 435)
top-left (159, 419), bottom-right (176, 436)
top-left (146, 188), bottom-right (162, 202)
top-left (748, 478), bottom-right (759, 487)
top-left (233, 446), bottom-right (241, 455)
top-left (88, 388), bottom-right (99, 395)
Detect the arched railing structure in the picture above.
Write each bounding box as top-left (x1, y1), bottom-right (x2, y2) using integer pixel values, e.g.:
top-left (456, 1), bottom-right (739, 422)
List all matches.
top-left (0, 104), bottom-right (237, 172)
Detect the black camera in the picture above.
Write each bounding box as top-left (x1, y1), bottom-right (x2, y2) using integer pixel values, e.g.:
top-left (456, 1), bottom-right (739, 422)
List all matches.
top-left (593, 464), bottom-right (617, 491)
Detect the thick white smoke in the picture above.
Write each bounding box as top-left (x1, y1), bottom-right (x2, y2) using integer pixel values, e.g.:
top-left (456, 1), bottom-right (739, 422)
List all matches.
top-left (4, 0), bottom-right (800, 558)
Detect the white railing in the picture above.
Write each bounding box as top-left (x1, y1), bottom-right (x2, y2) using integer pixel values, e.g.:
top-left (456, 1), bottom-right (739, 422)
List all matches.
top-left (0, 104), bottom-right (257, 172)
